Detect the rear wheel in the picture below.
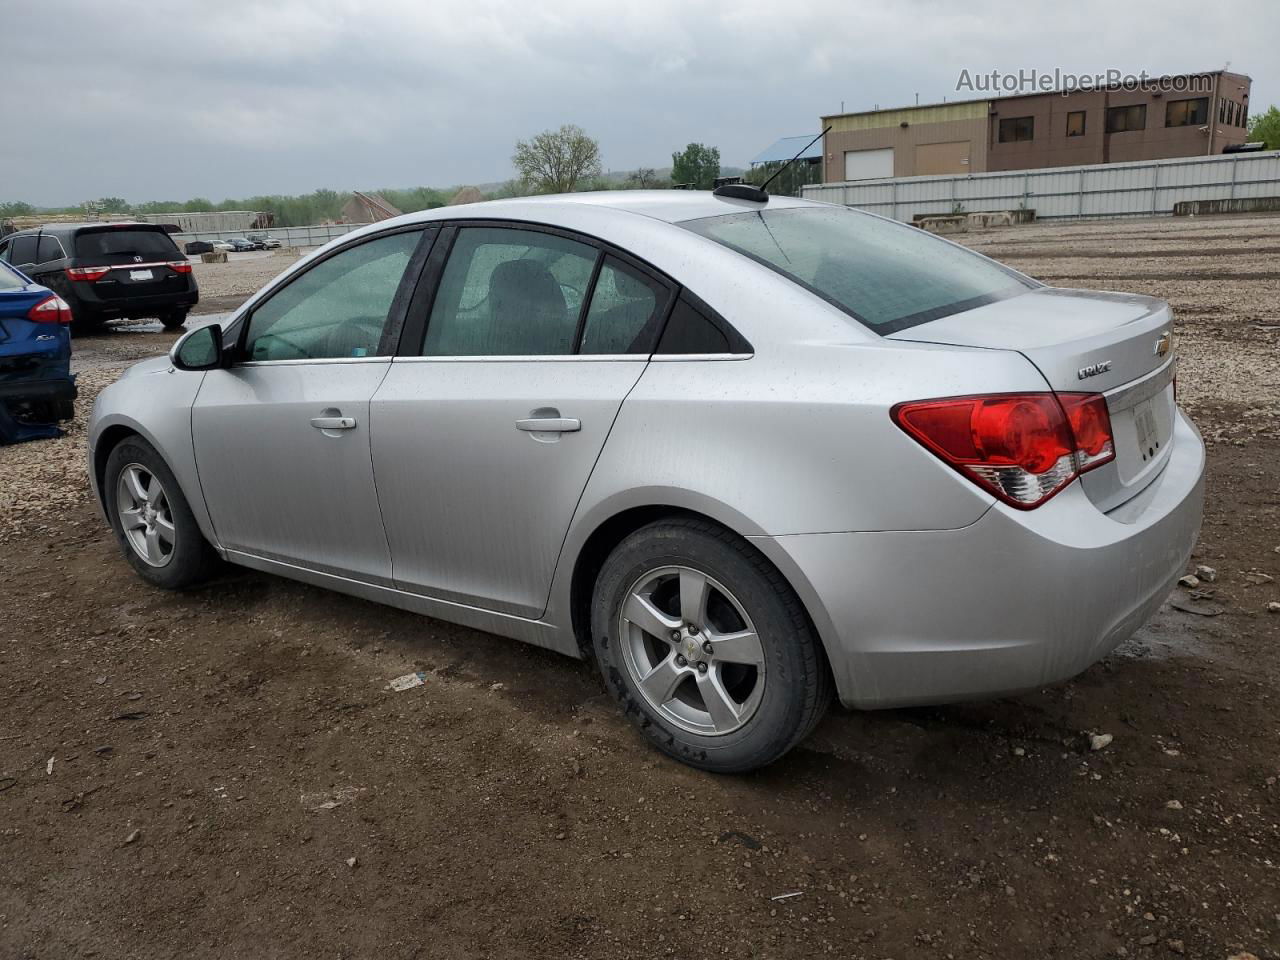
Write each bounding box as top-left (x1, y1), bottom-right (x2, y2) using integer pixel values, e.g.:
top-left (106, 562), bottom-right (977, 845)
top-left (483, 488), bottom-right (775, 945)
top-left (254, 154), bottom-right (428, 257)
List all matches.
top-left (104, 437), bottom-right (220, 589)
top-left (159, 309), bottom-right (188, 330)
top-left (591, 518), bottom-right (831, 773)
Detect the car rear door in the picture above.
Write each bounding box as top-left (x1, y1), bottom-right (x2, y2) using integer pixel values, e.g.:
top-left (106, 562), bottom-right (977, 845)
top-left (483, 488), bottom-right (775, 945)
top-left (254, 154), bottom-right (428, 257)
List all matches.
top-left (370, 223), bottom-right (674, 618)
top-left (191, 226), bottom-right (432, 583)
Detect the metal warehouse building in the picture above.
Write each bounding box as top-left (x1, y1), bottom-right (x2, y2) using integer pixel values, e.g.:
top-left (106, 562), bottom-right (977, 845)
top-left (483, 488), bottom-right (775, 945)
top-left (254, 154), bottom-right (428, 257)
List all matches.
top-left (821, 69), bottom-right (1252, 182)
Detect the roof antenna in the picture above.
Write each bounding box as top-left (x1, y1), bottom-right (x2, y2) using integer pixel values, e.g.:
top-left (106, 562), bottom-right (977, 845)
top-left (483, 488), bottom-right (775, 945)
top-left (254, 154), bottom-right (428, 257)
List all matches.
top-left (713, 126), bottom-right (832, 204)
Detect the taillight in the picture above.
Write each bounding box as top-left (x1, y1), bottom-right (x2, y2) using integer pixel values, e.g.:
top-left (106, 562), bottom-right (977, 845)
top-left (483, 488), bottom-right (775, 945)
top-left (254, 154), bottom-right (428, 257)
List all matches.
top-left (66, 265), bottom-right (111, 282)
top-left (167, 260), bottom-right (192, 274)
top-left (27, 294), bottom-right (73, 325)
top-left (891, 392), bottom-right (1114, 509)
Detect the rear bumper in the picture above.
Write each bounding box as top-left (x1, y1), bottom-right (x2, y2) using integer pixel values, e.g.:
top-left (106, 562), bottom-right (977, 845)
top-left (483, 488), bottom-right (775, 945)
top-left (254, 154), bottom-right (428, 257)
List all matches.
top-left (754, 409), bottom-right (1206, 709)
top-left (72, 283), bottom-right (199, 319)
top-left (0, 375), bottom-right (77, 404)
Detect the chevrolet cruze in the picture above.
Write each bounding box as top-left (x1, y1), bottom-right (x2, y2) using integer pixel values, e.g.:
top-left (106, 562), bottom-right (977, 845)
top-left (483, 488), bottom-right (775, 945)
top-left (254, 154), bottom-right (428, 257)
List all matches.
top-left (88, 191), bottom-right (1204, 772)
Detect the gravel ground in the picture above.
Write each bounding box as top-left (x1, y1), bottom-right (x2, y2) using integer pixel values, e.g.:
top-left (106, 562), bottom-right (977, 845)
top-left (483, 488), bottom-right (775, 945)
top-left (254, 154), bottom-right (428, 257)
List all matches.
top-left (1, 213), bottom-right (1278, 960)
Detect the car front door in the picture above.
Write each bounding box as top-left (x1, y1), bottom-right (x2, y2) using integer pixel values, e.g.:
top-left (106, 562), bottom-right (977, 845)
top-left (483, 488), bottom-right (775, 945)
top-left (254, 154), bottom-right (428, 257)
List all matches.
top-left (370, 224), bottom-right (674, 618)
top-left (191, 227), bottom-right (431, 583)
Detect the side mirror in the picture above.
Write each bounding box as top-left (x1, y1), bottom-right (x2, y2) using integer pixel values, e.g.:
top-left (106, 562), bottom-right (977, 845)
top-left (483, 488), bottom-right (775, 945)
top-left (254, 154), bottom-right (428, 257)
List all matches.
top-left (170, 323), bottom-right (225, 371)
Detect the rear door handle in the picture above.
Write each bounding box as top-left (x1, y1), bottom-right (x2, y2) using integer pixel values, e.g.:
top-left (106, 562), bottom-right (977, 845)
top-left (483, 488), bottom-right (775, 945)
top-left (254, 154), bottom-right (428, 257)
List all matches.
top-left (516, 417), bottom-right (581, 433)
top-left (310, 416), bottom-right (357, 430)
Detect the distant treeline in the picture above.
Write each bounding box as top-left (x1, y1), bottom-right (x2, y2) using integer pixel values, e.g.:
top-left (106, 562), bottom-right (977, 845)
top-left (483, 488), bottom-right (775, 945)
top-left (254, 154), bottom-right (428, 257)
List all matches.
top-left (0, 165), bottom-right (744, 228)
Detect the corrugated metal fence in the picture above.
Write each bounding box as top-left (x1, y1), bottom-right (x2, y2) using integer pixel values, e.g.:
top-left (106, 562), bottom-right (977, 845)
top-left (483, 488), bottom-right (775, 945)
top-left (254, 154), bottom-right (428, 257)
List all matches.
top-left (800, 150), bottom-right (1280, 222)
top-left (171, 223), bottom-right (365, 247)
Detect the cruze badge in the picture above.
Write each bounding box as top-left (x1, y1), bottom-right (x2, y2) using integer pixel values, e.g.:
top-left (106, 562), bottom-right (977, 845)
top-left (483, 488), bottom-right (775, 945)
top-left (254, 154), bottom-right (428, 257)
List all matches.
top-left (1077, 360), bottom-right (1112, 380)
top-left (1154, 332), bottom-right (1171, 357)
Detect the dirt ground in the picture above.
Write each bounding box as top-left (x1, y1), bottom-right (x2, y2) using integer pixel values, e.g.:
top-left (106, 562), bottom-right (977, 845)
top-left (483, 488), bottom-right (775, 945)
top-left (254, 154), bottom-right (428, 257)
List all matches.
top-left (1, 214), bottom-right (1278, 960)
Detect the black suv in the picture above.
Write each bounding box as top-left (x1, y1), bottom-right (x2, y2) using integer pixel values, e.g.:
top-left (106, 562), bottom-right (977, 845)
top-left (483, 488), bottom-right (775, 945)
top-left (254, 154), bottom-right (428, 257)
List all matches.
top-left (0, 223), bottom-right (198, 331)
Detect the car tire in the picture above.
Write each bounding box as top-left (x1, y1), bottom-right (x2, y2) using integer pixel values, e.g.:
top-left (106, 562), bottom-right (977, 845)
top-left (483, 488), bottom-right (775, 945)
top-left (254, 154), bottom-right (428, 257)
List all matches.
top-left (159, 309), bottom-right (188, 330)
top-left (103, 436), bottom-right (221, 590)
top-left (591, 517), bottom-right (831, 773)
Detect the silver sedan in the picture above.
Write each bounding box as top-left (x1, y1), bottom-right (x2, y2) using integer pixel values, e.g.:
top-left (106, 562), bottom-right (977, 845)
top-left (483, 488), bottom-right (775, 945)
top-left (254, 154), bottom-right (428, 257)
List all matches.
top-left (88, 191), bottom-right (1204, 772)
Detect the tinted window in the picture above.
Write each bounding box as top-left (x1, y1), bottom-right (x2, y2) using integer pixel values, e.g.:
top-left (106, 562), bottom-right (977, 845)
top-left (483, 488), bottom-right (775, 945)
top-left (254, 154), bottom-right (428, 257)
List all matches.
top-left (423, 227), bottom-right (598, 356)
top-left (74, 229), bottom-right (178, 261)
top-left (580, 257), bottom-right (670, 354)
top-left (36, 236), bottom-right (64, 263)
top-left (1166, 97), bottom-right (1209, 127)
top-left (245, 230), bottom-right (421, 361)
top-left (8, 236), bottom-right (37, 265)
top-left (683, 207), bottom-right (1033, 334)
top-left (656, 299), bottom-right (730, 354)
top-left (1106, 104), bottom-right (1146, 133)
top-left (998, 116), bottom-right (1034, 142)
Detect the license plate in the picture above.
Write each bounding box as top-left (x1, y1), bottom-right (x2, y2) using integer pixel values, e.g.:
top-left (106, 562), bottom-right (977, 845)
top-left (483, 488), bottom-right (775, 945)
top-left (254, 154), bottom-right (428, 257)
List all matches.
top-left (129, 269), bottom-right (153, 281)
top-left (1133, 398), bottom-right (1158, 456)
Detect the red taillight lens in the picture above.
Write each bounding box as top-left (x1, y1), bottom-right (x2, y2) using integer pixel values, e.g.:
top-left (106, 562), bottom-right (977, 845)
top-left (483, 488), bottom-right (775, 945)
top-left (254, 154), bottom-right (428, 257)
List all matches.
top-left (892, 392), bottom-right (1114, 509)
top-left (66, 265), bottom-right (111, 282)
top-left (1059, 392), bottom-right (1115, 471)
top-left (167, 260), bottom-right (192, 274)
top-left (27, 294), bottom-right (73, 325)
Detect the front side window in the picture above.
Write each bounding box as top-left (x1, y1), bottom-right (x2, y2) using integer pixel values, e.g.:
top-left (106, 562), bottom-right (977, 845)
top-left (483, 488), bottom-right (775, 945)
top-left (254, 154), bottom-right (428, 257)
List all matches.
top-left (682, 206), bottom-right (1034, 334)
top-left (579, 257), bottom-right (670, 355)
top-left (1066, 111), bottom-right (1086, 137)
top-left (8, 236), bottom-right (37, 266)
top-left (1106, 104), bottom-right (1147, 133)
top-left (1166, 97), bottom-right (1209, 127)
top-left (423, 227), bottom-right (597, 356)
top-left (998, 116), bottom-right (1034, 142)
top-left (245, 229), bottom-right (422, 361)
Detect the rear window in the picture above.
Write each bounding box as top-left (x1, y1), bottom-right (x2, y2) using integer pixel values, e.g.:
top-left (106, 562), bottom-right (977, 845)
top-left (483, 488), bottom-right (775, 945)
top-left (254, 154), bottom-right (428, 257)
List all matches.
top-left (0, 262), bottom-right (26, 291)
top-left (681, 206), bottom-right (1035, 334)
top-left (75, 228), bottom-right (179, 261)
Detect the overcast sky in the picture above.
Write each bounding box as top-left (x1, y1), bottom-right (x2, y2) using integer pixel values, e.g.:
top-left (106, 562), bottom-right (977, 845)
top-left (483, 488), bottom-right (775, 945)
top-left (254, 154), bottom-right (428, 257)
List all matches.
top-left (2, 0), bottom-right (1274, 206)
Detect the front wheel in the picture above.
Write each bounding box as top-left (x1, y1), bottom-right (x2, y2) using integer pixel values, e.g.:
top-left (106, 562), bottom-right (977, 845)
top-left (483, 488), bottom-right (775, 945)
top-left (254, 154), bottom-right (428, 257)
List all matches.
top-left (103, 437), bottom-right (220, 589)
top-left (591, 518), bottom-right (831, 773)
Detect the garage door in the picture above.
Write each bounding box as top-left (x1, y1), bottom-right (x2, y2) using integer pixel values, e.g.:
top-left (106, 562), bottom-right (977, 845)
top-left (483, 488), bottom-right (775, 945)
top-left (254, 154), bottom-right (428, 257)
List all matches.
top-left (843, 147), bottom-right (894, 181)
top-left (914, 141), bottom-right (971, 176)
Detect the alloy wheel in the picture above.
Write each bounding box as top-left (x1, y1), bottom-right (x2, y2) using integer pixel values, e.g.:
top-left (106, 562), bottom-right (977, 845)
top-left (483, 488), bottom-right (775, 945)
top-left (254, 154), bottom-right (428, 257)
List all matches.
top-left (618, 565), bottom-right (765, 736)
top-left (115, 463), bottom-right (177, 567)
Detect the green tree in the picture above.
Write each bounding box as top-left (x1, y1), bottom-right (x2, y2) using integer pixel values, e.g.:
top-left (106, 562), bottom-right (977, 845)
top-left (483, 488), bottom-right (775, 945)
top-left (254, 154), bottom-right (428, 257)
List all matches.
top-left (512, 124), bottom-right (602, 194)
top-left (1247, 105), bottom-right (1280, 149)
top-left (94, 196), bottom-right (130, 212)
top-left (0, 201), bottom-right (35, 218)
top-left (671, 143), bottom-right (720, 190)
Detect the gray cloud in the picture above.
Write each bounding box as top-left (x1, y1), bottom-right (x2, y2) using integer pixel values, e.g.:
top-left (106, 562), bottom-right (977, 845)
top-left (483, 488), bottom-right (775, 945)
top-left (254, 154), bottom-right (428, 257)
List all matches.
top-left (2, 0), bottom-right (1274, 205)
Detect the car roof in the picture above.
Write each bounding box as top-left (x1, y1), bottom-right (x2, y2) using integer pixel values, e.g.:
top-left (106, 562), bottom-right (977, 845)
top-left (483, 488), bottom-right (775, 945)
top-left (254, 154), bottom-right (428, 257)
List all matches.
top-left (7, 221), bottom-right (168, 238)
top-left (385, 190), bottom-right (819, 233)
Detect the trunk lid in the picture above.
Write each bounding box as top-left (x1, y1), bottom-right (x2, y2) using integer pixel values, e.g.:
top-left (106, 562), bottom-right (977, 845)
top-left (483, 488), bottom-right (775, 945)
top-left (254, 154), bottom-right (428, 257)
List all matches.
top-left (890, 287), bottom-right (1177, 513)
top-left (73, 226), bottom-right (189, 301)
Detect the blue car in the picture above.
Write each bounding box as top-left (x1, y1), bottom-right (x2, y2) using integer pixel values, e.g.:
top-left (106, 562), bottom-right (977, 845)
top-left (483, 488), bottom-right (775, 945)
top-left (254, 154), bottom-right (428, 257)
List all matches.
top-left (0, 260), bottom-right (76, 444)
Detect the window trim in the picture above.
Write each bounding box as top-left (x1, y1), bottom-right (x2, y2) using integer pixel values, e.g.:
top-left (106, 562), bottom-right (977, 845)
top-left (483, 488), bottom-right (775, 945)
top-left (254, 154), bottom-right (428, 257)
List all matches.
top-left (233, 223), bottom-right (436, 365)
top-left (1105, 103), bottom-right (1147, 134)
top-left (397, 218), bottom-right (750, 360)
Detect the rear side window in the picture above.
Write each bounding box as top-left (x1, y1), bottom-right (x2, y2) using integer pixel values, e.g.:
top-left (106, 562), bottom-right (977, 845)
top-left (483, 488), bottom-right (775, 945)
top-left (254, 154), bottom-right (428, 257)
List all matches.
top-left (36, 236), bottom-right (64, 263)
top-left (0, 262), bottom-right (25, 291)
top-left (579, 257), bottom-right (671, 355)
top-left (423, 227), bottom-right (598, 357)
top-left (682, 207), bottom-right (1034, 334)
top-left (74, 229), bottom-right (178, 261)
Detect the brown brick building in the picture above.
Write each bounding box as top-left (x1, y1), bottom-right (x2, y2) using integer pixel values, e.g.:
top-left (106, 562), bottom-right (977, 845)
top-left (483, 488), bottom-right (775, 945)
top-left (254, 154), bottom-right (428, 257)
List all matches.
top-left (821, 70), bottom-right (1252, 182)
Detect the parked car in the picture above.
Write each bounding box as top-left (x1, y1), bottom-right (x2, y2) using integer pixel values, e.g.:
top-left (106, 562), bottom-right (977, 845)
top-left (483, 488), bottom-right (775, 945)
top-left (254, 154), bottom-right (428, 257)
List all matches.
top-left (209, 240), bottom-right (234, 253)
top-left (224, 237), bottom-right (255, 253)
top-left (87, 192), bottom-right (1204, 772)
top-left (185, 240), bottom-right (214, 256)
top-left (252, 235), bottom-right (282, 250)
top-left (0, 223), bottom-right (198, 331)
top-left (0, 260), bottom-right (75, 443)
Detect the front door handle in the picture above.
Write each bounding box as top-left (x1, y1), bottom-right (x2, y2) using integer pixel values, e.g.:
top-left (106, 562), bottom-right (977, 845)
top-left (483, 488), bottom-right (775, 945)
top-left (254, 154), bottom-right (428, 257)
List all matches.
top-left (310, 416), bottom-right (357, 431)
top-left (516, 417), bottom-right (581, 433)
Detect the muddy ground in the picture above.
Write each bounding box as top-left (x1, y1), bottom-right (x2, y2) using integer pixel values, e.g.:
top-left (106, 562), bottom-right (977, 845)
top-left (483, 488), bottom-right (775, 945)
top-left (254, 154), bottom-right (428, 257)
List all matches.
top-left (1, 213), bottom-right (1278, 960)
